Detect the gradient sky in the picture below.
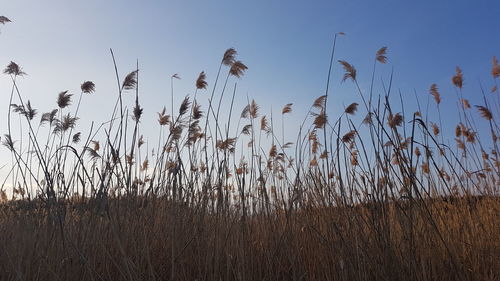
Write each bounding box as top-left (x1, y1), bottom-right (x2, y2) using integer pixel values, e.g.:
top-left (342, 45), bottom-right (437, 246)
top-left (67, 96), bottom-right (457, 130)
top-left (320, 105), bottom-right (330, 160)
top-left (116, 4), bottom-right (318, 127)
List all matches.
top-left (1, 0), bottom-right (499, 183)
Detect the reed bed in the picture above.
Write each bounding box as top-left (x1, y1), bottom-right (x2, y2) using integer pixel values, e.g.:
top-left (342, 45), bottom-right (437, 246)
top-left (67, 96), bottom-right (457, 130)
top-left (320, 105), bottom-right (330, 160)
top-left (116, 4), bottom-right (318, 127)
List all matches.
top-left (0, 28), bottom-right (499, 280)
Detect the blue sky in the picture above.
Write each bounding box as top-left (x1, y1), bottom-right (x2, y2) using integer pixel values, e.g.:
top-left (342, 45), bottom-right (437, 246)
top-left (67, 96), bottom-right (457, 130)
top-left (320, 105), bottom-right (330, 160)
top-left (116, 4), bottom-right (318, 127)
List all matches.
top-left (0, 0), bottom-right (499, 182)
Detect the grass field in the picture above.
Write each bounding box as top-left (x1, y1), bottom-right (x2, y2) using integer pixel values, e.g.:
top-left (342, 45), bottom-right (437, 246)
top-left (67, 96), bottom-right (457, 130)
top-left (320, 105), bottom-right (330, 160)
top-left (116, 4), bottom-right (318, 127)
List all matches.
top-left (0, 25), bottom-right (499, 280)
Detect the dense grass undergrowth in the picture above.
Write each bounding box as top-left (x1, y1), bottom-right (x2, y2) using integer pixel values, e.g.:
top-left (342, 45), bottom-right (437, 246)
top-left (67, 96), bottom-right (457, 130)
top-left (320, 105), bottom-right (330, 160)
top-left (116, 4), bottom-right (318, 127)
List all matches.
top-left (0, 26), bottom-right (499, 280)
top-left (0, 195), bottom-right (498, 281)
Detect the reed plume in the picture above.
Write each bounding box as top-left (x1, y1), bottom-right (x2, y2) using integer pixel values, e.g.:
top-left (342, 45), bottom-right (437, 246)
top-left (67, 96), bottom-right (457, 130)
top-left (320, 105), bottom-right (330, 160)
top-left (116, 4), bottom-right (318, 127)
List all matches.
top-left (4, 61), bottom-right (26, 76)
top-left (222, 48), bottom-right (237, 66)
top-left (452, 67), bottom-right (463, 89)
top-left (313, 95), bottom-right (326, 110)
top-left (492, 56), bottom-right (500, 78)
top-left (241, 124), bottom-right (252, 135)
top-left (376, 47), bottom-right (388, 64)
top-left (388, 113), bottom-right (403, 128)
top-left (196, 71), bottom-right (207, 90)
top-left (72, 132), bottom-right (81, 144)
top-left (133, 103), bottom-right (143, 121)
top-left (313, 110), bottom-right (327, 129)
top-left (0, 16), bottom-right (11, 24)
top-left (475, 105), bottom-right (493, 120)
top-left (192, 102), bottom-right (203, 119)
top-left (342, 130), bottom-right (356, 143)
top-left (430, 84), bottom-right (441, 105)
top-left (122, 70), bottom-right (138, 90)
top-left (229, 61), bottom-right (248, 78)
top-left (81, 81), bottom-right (95, 94)
top-left (344, 102), bottom-right (358, 115)
top-left (338, 60), bottom-right (357, 82)
top-left (158, 107), bottom-right (170, 125)
top-left (431, 122), bottom-right (440, 136)
top-left (57, 91), bottom-right (73, 108)
top-left (179, 96), bottom-right (191, 116)
top-left (249, 100), bottom-right (259, 119)
top-left (11, 101), bottom-right (37, 120)
top-left (40, 109), bottom-right (58, 126)
top-left (282, 103), bottom-right (293, 114)
top-left (53, 113), bottom-right (78, 134)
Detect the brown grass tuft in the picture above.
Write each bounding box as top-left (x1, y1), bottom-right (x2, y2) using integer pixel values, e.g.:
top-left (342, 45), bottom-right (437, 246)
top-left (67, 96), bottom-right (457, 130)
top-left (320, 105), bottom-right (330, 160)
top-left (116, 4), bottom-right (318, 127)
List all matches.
top-left (282, 103), bottom-right (293, 114)
top-left (475, 105), bottom-right (493, 120)
top-left (3, 61), bottom-right (26, 76)
top-left (388, 113), bottom-right (403, 128)
top-left (57, 91), bottom-right (72, 109)
top-left (192, 102), bottom-right (203, 120)
top-left (260, 116), bottom-right (269, 132)
top-left (313, 110), bottom-right (327, 129)
top-left (344, 102), bottom-right (359, 115)
top-left (429, 84), bottom-right (441, 105)
top-left (157, 107), bottom-right (170, 125)
top-left (179, 96), bottom-right (191, 116)
top-left (376, 46), bottom-right (388, 64)
top-left (313, 95), bottom-right (326, 110)
top-left (229, 61), bottom-right (248, 78)
top-left (492, 56), bottom-right (500, 79)
top-left (249, 100), bottom-right (259, 119)
top-left (431, 122), bottom-right (440, 136)
top-left (133, 104), bottom-right (143, 121)
top-left (452, 66), bottom-right (463, 89)
top-left (222, 48), bottom-right (237, 66)
top-left (122, 70), bottom-right (138, 90)
top-left (269, 144), bottom-right (277, 158)
top-left (0, 16), bottom-right (11, 24)
top-left (338, 60), bottom-right (357, 82)
top-left (342, 130), bottom-right (356, 143)
top-left (81, 81), bottom-right (95, 94)
top-left (72, 132), bottom-right (81, 144)
top-left (196, 71), bottom-right (207, 90)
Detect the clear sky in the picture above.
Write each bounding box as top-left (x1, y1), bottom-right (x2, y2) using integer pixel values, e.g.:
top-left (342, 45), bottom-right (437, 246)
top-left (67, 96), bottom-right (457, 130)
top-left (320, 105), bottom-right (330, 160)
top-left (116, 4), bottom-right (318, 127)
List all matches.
top-left (0, 0), bottom-right (499, 183)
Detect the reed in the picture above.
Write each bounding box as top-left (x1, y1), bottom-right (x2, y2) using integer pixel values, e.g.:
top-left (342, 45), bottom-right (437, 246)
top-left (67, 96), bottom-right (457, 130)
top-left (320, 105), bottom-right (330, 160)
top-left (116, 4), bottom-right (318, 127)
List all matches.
top-left (0, 21), bottom-right (498, 280)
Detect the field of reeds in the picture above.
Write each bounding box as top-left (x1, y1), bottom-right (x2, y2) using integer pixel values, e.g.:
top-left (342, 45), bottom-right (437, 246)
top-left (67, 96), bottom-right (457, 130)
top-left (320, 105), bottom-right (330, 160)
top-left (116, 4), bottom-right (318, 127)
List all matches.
top-left (0, 22), bottom-right (499, 280)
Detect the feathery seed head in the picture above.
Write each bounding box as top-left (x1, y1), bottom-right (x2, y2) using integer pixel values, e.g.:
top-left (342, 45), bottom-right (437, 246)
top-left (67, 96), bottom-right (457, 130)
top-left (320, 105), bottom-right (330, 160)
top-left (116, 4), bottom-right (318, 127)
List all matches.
top-left (475, 105), bottom-right (492, 120)
top-left (430, 84), bottom-right (441, 105)
top-left (222, 48), bottom-right (237, 66)
top-left (342, 130), bottom-right (356, 143)
top-left (282, 103), bottom-right (293, 114)
top-left (452, 67), bottom-right (463, 89)
top-left (196, 71), bottom-right (207, 89)
top-left (57, 91), bottom-right (72, 108)
top-left (376, 47), bottom-right (388, 64)
top-left (81, 81), bottom-right (95, 94)
top-left (0, 16), bottom-right (11, 24)
top-left (72, 132), bottom-right (81, 144)
top-left (313, 95), bottom-right (326, 110)
top-left (122, 70), bottom-right (138, 91)
top-left (345, 102), bottom-right (359, 115)
top-left (158, 107), bottom-right (170, 125)
top-left (338, 60), bottom-right (357, 82)
top-left (229, 61), bottom-right (248, 78)
top-left (4, 61), bottom-right (26, 76)
top-left (492, 56), bottom-right (500, 79)
top-left (388, 113), bottom-right (403, 128)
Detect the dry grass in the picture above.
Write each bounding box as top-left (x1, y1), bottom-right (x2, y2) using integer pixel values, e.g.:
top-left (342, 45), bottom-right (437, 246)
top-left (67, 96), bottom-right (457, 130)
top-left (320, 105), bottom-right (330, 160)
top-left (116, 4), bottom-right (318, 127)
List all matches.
top-left (0, 22), bottom-right (499, 280)
top-left (0, 196), bottom-right (497, 281)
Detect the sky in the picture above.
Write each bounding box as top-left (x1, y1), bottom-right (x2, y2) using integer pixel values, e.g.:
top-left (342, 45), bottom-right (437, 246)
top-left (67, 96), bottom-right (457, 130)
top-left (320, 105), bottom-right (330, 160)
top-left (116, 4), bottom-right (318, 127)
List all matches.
top-left (0, 0), bottom-right (499, 186)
